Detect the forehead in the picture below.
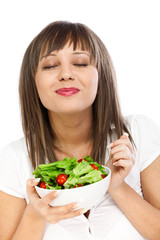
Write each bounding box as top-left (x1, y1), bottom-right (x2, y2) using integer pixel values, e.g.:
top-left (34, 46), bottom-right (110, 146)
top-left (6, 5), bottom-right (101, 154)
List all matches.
top-left (40, 43), bottom-right (91, 60)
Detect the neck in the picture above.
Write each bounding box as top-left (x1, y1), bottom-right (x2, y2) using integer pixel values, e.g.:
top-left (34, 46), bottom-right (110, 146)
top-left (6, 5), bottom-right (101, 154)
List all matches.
top-left (49, 108), bottom-right (94, 151)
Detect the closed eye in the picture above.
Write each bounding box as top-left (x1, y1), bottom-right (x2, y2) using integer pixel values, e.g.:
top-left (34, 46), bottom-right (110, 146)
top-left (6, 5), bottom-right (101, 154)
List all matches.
top-left (74, 64), bottom-right (88, 67)
top-left (42, 65), bottom-right (57, 70)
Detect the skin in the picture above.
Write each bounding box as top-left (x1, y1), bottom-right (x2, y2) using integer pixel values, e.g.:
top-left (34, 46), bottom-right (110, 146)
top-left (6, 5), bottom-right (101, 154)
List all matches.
top-left (35, 44), bottom-right (98, 116)
top-left (35, 43), bottom-right (98, 158)
top-left (0, 44), bottom-right (160, 240)
top-left (107, 135), bottom-right (160, 240)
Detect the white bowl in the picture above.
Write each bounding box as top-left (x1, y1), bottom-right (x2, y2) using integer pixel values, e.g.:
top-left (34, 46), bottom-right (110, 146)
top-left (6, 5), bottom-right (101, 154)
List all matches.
top-left (35, 166), bottom-right (111, 211)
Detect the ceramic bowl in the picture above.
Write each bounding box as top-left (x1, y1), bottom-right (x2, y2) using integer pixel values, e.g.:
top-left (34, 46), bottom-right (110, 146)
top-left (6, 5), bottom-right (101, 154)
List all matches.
top-left (35, 166), bottom-right (111, 211)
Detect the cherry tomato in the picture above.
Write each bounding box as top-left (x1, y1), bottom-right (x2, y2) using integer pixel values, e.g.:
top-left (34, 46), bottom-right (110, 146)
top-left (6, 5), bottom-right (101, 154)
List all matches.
top-left (90, 164), bottom-right (98, 170)
top-left (101, 174), bottom-right (106, 178)
top-left (78, 159), bottom-right (87, 163)
top-left (74, 184), bottom-right (83, 188)
top-left (39, 181), bottom-right (47, 189)
top-left (56, 174), bottom-right (68, 186)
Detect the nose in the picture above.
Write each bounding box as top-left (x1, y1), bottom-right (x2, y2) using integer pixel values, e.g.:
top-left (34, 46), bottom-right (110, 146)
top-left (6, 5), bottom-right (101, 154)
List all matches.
top-left (58, 64), bottom-right (75, 81)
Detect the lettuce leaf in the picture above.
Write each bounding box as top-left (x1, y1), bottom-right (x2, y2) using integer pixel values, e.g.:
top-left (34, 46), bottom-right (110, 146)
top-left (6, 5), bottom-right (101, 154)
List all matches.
top-left (38, 157), bottom-right (78, 170)
top-left (33, 156), bottom-right (108, 189)
top-left (79, 170), bottom-right (102, 184)
top-left (73, 160), bottom-right (93, 177)
top-left (63, 174), bottom-right (79, 189)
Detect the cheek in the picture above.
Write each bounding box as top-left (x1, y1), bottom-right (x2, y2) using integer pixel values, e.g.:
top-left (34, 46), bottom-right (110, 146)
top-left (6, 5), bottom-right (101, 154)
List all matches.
top-left (35, 74), bottom-right (53, 107)
top-left (88, 71), bottom-right (99, 99)
top-left (35, 71), bottom-right (56, 94)
top-left (35, 72), bottom-right (49, 91)
top-left (35, 78), bottom-right (45, 101)
top-left (35, 73), bottom-right (44, 92)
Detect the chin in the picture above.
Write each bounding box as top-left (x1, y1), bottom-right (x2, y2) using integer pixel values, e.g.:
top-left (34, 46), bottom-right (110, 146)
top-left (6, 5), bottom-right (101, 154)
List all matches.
top-left (51, 105), bottom-right (92, 116)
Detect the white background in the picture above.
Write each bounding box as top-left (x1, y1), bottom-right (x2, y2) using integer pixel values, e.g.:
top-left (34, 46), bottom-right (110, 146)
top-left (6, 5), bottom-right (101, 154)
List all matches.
top-left (0, 0), bottom-right (160, 149)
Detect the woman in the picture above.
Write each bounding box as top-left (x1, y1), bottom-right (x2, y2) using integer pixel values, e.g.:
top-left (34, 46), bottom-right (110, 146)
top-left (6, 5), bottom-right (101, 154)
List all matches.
top-left (0, 21), bottom-right (160, 240)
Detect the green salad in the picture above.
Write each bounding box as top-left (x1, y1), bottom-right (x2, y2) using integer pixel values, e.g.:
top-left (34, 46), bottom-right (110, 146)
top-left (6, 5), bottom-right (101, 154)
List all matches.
top-left (33, 156), bottom-right (108, 190)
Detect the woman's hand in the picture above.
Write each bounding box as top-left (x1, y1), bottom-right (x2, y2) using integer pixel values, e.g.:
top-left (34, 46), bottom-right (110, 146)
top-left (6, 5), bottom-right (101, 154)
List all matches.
top-left (106, 133), bottom-right (135, 193)
top-left (26, 179), bottom-right (85, 224)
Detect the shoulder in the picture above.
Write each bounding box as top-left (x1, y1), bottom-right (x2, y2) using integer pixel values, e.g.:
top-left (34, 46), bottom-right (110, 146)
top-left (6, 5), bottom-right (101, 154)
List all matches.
top-left (0, 137), bottom-right (27, 151)
top-left (0, 137), bottom-right (33, 199)
top-left (124, 114), bottom-right (160, 139)
top-left (0, 137), bottom-right (27, 157)
top-left (124, 114), bottom-right (160, 171)
top-left (0, 137), bottom-right (32, 172)
top-left (124, 114), bottom-right (159, 128)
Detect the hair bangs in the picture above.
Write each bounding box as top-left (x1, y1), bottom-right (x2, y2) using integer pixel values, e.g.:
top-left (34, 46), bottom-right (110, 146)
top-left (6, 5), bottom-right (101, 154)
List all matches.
top-left (39, 22), bottom-right (97, 64)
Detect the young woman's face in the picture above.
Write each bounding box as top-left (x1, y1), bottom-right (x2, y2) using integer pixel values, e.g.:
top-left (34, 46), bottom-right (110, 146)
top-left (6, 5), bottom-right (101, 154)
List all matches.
top-left (35, 43), bottom-right (98, 115)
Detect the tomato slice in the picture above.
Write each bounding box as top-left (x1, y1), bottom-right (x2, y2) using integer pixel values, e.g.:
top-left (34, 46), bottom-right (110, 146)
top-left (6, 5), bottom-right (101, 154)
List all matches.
top-left (101, 174), bottom-right (106, 178)
top-left (39, 181), bottom-right (47, 189)
top-left (56, 174), bottom-right (68, 186)
top-left (90, 164), bottom-right (98, 170)
top-left (78, 159), bottom-right (87, 163)
top-left (74, 184), bottom-right (83, 188)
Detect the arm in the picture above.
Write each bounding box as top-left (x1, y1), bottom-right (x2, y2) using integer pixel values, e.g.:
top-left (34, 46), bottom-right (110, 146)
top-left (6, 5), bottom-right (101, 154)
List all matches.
top-left (109, 158), bottom-right (160, 240)
top-left (0, 191), bottom-right (27, 240)
top-left (0, 191), bottom-right (46, 240)
top-left (0, 179), bottom-right (85, 240)
top-left (107, 135), bottom-right (160, 240)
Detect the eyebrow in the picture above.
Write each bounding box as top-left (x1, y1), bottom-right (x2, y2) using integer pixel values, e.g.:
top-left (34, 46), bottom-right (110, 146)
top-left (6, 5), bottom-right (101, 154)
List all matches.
top-left (40, 53), bottom-right (56, 61)
top-left (40, 51), bottom-right (90, 61)
top-left (72, 51), bottom-right (90, 57)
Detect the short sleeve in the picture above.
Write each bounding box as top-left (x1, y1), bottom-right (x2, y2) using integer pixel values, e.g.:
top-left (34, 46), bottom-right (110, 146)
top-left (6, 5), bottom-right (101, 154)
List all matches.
top-left (127, 115), bottom-right (160, 172)
top-left (0, 138), bottom-right (32, 199)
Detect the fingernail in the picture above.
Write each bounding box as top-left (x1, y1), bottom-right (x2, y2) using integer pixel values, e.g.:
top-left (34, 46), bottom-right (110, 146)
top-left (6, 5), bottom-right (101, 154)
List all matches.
top-left (107, 143), bottom-right (113, 148)
top-left (72, 203), bottom-right (80, 210)
top-left (53, 191), bottom-right (59, 197)
top-left (113, 161), bottom-right (117, 166)
top-left (80, 209), bottom-right (86, 214)
top-left (33, 178), bottom-right (41, 183)
top-left (124, 132), bottom-right (129, 137)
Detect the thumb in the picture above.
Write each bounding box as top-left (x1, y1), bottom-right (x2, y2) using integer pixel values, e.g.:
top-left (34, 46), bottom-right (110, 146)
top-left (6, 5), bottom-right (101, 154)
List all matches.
top-left (26, 178), bottom-right (41, 199)
top-left (120, 132), bottom-right (129, 139)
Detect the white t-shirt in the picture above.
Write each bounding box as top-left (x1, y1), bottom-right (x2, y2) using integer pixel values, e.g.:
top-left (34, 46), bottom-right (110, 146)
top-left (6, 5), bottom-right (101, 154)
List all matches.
top-left (0, 115), bottom-right (160, 240)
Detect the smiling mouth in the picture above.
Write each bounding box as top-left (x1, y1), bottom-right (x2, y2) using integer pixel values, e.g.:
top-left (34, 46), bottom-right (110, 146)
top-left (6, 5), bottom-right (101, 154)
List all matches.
top-left (55, 87), bottom-right (80, 96)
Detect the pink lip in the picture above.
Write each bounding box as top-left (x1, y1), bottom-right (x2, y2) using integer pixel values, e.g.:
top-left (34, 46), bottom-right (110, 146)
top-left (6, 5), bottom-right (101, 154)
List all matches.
top-left (55, 87), bottom-right (80, 96)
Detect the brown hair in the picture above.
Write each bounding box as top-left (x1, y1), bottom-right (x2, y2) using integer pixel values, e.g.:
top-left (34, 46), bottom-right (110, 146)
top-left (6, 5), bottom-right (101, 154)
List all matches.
top-left (19, 21), bottom-right (134, 169)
